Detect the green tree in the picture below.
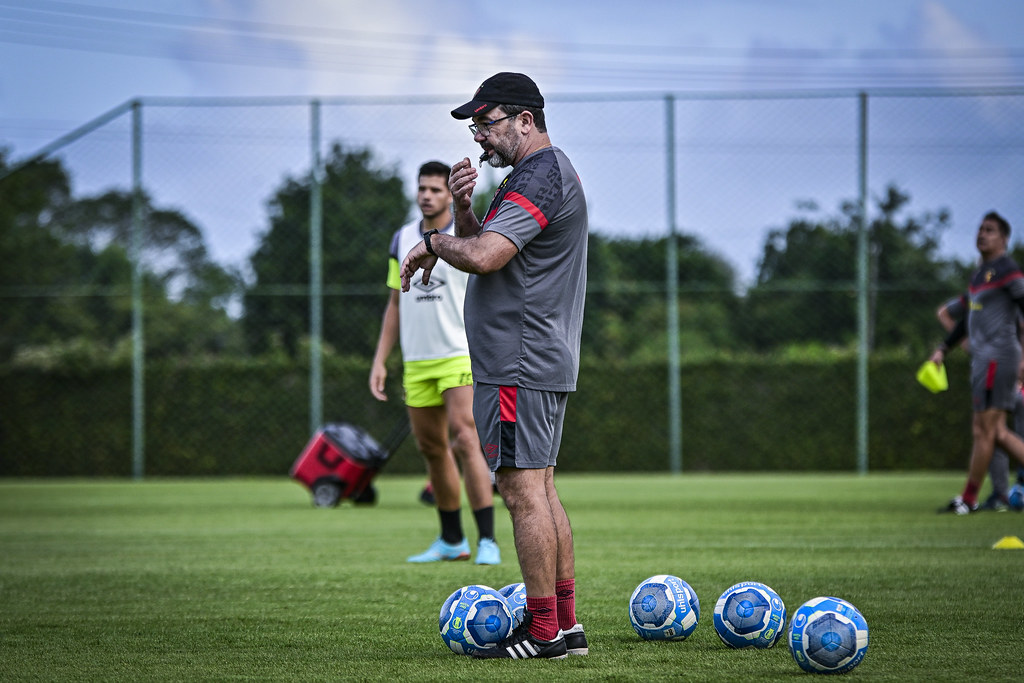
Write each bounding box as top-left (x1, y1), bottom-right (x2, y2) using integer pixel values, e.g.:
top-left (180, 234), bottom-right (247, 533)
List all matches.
top-left (51, 189), bottom-right (244, 357)
top-left (0, 149), bottom-right (244, 363)
top-left (52, 190), bottom-right (236, 303)
top-left (585, 232), bottom-right (741, 361)
top-left (244, 143), bottom-right (410, 357)
top-left (0, 150), bottom-right (77, 359)
top-left (745, 185), bottom-right (959, 352)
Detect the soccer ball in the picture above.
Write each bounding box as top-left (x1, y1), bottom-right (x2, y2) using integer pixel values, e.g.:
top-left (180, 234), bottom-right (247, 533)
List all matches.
top-left (713, 581), bottom-right (787, 649)
top-left (498, 582), bottom-right (527, 628)
top-left (1008, 483), bottom-right (1024, 511)
top-left (439, 584), bottom-right (513, 656)
top-left (788, 596), bottom-right (869, 674)
top-left (628, 574), bottom-right (700, 641)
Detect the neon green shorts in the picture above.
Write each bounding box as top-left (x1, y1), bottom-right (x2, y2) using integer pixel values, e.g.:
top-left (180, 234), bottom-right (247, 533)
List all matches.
top-left (403, 356), bottom-right (473, 408)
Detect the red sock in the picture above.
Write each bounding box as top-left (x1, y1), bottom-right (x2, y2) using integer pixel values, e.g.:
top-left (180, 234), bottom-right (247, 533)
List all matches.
top-left (525, 595), bottom-right (560, 641)
top-left (555, 579), bottom-right (577, 630)
top-left (962, 480), bottom-right (981, 507)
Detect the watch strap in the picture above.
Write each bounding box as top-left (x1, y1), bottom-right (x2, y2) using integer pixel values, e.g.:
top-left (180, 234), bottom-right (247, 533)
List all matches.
top-left (424, 228), bottom-right (439, 256)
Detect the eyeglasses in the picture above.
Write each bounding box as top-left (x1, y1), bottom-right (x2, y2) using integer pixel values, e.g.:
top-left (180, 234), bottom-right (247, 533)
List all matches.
top-left (468, 113), bottom-right (518, 137)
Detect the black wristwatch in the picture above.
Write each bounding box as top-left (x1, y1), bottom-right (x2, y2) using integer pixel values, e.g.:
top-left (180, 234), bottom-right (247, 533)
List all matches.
top-left (423, 228), bottom-right (439, 255)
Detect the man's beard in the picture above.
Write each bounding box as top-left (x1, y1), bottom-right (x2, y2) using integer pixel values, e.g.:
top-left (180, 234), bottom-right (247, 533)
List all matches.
top-left (486, 127), bottom-right (520, 168)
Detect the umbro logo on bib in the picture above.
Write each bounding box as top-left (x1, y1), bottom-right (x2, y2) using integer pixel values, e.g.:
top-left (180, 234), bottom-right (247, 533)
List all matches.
top-left (413, 277), bottom-right (446, 294)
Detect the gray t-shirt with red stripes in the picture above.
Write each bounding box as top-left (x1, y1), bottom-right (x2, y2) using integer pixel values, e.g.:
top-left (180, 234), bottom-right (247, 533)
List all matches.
top-left (944, 254), bottom-right (1024, 363)
top-left (464, 146), bottom-right (588, 392)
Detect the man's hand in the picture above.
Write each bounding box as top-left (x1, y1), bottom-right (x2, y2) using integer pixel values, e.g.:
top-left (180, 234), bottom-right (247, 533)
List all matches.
top-left (400, 241), bottom-right (438, 292)
top-left (449, 157), bottom-right (477, 213)
top-left (369, 363), bottom-right (388, 402)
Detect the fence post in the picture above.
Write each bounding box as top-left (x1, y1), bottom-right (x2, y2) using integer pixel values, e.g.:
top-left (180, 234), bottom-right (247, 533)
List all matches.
top-left (856, 92), bottom-right (869, 474)
top-left (666, 94), bottom-right (682, 474)
top-left (131, 100), bottom-right (145, 480)
top-left (309, 100), bottom-right (324, 434)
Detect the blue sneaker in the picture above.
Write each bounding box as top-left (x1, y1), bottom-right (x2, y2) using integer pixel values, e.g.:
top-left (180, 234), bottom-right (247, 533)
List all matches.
top-left (407, 537), bottom-right (470, 563)
top-left (475, 538), bottom-right (501, 565)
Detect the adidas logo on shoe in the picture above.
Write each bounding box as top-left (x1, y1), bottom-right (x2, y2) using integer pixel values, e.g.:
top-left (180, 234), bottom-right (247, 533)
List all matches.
top-left (472, 611), bottom-right (568, 660)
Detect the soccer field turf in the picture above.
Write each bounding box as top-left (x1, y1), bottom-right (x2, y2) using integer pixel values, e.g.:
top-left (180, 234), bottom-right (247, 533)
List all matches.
top-left (1, 473), bottom-right (1022, 681)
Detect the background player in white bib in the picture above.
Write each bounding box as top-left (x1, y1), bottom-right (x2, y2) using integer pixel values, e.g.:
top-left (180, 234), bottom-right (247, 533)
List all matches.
top-left (369, 161), bottom-right (499, 565)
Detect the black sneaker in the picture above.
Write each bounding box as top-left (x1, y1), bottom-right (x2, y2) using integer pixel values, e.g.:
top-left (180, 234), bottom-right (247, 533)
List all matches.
top-left (978, 493), bottom-right (1009, 512)
top-left (938, 496), bottom-right (976, 515)
top-left (419, 482), bottom-right (435, 506)
top-left (561, 624), bottom-right (589, 655)
top-left (473, 611), bottom-right (567, 660)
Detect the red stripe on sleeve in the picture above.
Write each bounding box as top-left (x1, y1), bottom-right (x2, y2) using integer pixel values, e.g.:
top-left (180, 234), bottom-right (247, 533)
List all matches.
top-left (969, 270), bottom-right (1024, 294)
top-left (504, 191), bottom-right (549, 229)
top-left (499, 386), bottom-right (517, 422)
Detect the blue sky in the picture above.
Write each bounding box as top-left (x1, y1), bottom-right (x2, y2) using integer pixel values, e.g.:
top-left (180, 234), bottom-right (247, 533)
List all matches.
top-left (3, 0), bottom-right (1022, 154)
top-left (2, 1), bottom-right (1024, 283)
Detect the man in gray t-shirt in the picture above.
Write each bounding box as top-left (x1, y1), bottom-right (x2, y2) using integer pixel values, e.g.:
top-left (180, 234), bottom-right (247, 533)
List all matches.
top-left (463, 144), bottom-right (587, 392)
top-left (401, 72), bottom-right (588, 660)
top-left (937, 299), bottom-right (1024, 508)
top-left (931, 211), bottom-right (1024, 513)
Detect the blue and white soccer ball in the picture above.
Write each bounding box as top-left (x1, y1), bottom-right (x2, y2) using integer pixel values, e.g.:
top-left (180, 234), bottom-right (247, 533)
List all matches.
top-left (1008, 483), bottom-right (1024, 511)
top-left (498, 582), bottom-right (527, 628)
top-left (628, 574), bottom-right (700, 641)
top-left (439, 584), bottom-right (514, 656)
top-left (788, 596), bottom-right (869, 674)
top-left (713, 581), bottom-right (787, 649)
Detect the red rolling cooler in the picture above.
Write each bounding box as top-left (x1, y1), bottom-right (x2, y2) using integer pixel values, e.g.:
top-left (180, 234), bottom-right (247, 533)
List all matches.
top-left (290, 420), bottom-right (409, 507)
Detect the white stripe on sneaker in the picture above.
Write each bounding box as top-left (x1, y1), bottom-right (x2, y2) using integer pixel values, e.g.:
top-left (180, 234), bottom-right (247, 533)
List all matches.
top-left (510, 641), bottom-right (537, 658)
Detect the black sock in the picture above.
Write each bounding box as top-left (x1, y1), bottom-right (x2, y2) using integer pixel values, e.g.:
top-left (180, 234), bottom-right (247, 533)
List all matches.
top-left (473, 506), bottom-right (495, 541)
top-left (439, 508), bottom-right (463, 544)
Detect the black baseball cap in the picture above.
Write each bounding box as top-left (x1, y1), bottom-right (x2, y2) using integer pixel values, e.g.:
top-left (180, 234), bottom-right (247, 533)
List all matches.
top-left (450, 72), bottom-right (545, 119)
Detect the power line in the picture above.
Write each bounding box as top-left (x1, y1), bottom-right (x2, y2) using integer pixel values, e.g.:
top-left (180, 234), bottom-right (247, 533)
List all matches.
top-left (1, 24), bottom-right (1020, 89)
top-left (3, 0), bottom-right (1023, 61)
top-left (0, 0), bottom-right (1022, 88)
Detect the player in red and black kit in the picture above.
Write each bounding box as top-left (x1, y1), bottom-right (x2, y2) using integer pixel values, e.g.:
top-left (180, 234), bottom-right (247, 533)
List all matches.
top-left (930, 211), bottom-right (1024, 513)
top-left (402, 72), bottom-right (589, 660)
top-left (937, 303), bottom-right (1024, 510)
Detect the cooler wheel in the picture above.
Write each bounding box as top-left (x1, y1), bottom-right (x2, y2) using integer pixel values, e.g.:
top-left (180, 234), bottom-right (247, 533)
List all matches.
top-left (311, 479), bottom-right (342, 507)
top-left (353, 485), bottom-right (377, 505)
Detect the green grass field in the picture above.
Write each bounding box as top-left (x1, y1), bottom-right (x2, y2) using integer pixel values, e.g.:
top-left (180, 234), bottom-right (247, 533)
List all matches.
top-left (2, 473), bottom-right (1022, 681)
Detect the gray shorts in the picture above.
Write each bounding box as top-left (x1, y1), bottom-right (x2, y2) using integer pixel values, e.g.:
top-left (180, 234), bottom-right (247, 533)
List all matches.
top-left (971, 356), bottom-right (1019, 412)
top-left (473, 383), bottom-right (567, 471)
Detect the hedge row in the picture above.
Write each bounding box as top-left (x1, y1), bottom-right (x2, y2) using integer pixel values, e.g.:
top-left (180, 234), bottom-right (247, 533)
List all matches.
top-left (1, 355), bottom-right (974, 476)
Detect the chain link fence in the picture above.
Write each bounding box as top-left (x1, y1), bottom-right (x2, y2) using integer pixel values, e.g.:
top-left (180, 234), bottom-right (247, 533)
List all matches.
top-left (3, 88), bottom-right (1024, 477)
